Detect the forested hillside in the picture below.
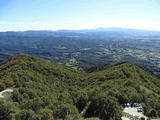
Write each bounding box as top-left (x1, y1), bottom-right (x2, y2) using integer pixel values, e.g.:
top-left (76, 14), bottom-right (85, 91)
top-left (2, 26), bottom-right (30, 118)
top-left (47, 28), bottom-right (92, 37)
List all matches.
top-left (0, 54), bottom-right (160, 120)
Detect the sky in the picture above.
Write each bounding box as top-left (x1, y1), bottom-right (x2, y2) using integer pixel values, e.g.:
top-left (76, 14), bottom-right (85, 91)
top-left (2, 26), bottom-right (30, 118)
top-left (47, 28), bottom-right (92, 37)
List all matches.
top-left (0, 0), bottom-right (160, 31)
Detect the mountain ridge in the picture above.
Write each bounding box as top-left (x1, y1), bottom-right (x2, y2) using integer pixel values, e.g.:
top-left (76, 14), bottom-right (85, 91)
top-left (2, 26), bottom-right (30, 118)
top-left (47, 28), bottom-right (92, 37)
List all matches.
top-left (0, 54), bottom-right (160, 119)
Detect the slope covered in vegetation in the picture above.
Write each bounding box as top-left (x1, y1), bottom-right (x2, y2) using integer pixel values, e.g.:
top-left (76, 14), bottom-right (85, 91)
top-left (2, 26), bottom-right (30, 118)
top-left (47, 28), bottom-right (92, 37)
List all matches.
top-left (0, 54), bottom-right (160, 120)
top-left (85, 62), bottom-right (160, 118)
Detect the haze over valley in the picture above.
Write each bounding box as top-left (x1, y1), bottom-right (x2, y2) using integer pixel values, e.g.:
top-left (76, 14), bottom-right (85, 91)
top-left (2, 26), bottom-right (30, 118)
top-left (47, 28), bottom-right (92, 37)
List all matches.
top-left (0, 28), bottom-right (160, 77)
top-left (1, 0), bottom-right (160, 120)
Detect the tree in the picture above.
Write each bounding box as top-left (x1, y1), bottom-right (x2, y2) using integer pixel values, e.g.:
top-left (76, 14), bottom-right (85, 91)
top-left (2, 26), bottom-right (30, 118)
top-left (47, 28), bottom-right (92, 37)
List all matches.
top-left (54, 104), bottom-right (78, 120)
top-left (149, 109), bottom-right (157, 117)
top-left (15, 109), bottom-right (37, 120)
top-left (116, 93), bottom-right (129, 104)
top-left (140, 117), bottom-right (145, 120)
top-left (76, 96), bottom-right (88, 112)
top-left (0, 100), bottom-right (13, 120)
top-left (85, 93), bottom-right (122, 120)
top-left (31, 97), bottom-right (43, 112)
top-left (38, 108), bottom-right (53, 120)
top-left (11, 89), bottom-right (23, 102)
top-left (0, 82), bottom-right (6, 91)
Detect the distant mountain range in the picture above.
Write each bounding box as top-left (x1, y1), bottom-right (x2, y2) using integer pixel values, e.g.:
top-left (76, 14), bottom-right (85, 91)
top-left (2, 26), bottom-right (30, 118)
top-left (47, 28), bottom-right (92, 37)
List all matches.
top-left (1, 27), bottom-right (160, 37)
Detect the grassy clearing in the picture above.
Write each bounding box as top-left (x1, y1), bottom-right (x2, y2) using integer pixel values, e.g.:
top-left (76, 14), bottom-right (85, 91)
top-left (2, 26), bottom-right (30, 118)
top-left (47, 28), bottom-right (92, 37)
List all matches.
top-left (80, 48), bottom-right (91, 51)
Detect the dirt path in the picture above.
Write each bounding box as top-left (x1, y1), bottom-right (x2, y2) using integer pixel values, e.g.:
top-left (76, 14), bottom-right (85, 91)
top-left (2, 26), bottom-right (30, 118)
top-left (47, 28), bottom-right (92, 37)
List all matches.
top-left (121, 116), bottom-right (130, 120)
top-left (122, 107), bottom-right (148, 120)
top-left (0, 89), bottom-right (13, 99)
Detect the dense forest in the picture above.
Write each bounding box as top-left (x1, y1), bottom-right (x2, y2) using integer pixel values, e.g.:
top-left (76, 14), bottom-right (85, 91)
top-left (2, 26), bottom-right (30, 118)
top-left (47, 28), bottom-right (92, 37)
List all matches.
top-left (0, 28), bottom-right (160, 77)
top-left (0, 54), bottom-right (160, 120)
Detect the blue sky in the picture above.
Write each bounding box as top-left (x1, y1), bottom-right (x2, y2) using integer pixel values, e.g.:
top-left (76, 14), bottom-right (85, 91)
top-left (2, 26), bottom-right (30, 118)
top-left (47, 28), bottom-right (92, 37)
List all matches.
top-left (0, 0), bottom-right (160, 31)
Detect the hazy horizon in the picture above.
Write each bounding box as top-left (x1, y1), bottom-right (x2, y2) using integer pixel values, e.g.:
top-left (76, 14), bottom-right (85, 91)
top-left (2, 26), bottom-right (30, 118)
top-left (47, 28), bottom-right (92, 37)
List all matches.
top-left (1, 27), bottom-right (160, 32)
